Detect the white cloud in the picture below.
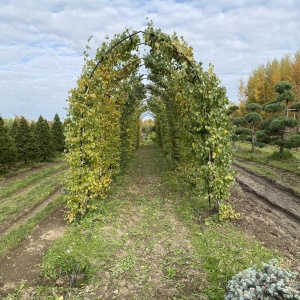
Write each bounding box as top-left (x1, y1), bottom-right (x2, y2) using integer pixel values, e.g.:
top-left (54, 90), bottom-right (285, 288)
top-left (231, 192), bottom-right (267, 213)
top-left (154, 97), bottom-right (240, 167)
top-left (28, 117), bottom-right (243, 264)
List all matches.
top-left (0, 0), bottom-right (299, 120)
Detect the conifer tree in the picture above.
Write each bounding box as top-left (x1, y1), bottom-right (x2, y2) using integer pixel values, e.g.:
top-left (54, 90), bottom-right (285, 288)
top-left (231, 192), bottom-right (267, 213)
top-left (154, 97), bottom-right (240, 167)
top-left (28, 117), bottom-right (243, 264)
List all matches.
top-left (34, 116), bottom-right (53, 161)
top-left (51, 113), bottom-right (65, 152)
top-left (0, 116), bottom-right (17, 169)
top-left (10, 118), bottom-right (19, 140)
top-left (244, 103), bottom-right (263, 151)
top-left (259, 81), bottom-right (298, 154)
top-left (275, 81), bottom-right (296, 117)
top-left (30, 120), bottom-right (36, 133)
top-left (15, 117), bottom-right (37, 163)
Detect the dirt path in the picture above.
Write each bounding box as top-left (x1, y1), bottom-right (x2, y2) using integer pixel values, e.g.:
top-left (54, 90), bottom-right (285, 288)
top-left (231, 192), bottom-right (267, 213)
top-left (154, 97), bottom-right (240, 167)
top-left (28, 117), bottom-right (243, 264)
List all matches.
top-left (0, 162), bottom-right (68, 297)
top-left (235, 164), bottom-right (300, 222)
top-left (84, 145), bottom-right (207, 299)
top-left (231, 163), bottom-right (300, 262)
top-left (0, 207), bottom-right (67, 297)
top-left (234, 157), bottom-right (300, 194)
top-left (0, 187), bottom-right (63, 236)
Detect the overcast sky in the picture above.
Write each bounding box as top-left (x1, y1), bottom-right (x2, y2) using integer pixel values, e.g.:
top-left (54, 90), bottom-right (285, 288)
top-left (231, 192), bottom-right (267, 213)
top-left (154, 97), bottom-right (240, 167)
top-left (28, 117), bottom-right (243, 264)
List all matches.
top-left (1, 0), bottom-right (299, 121)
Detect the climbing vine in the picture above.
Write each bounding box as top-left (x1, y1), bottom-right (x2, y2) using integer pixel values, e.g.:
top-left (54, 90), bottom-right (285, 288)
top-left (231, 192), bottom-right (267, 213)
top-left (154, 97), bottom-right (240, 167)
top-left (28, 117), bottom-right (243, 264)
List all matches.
top-left (64, 23), bottom-right (235, 222)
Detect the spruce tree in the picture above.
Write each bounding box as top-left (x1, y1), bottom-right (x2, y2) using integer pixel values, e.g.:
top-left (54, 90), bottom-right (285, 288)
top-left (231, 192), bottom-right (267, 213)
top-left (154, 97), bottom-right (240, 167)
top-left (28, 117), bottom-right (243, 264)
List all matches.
top-left (34, 116), bottom-right (53, 161)
top-left (10, 118), bottom-right (19, 140)
top-left (15, 117), bottom-right (37, 163)
top-left (0, 116), bottom-right (17, 169)
top-left (51, 113), bottom-right (65, 152)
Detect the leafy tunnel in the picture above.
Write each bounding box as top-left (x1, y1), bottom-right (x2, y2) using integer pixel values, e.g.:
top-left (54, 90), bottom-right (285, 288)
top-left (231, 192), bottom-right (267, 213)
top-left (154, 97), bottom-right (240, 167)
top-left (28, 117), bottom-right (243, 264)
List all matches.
top-left (64, 23), bottom-right (235, 222)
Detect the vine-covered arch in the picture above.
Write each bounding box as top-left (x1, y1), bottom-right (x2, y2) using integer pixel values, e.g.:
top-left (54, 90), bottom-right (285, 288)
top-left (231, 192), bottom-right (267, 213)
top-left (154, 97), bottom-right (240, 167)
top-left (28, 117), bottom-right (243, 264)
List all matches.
top-left (64, 23), bottom-right (235, 222)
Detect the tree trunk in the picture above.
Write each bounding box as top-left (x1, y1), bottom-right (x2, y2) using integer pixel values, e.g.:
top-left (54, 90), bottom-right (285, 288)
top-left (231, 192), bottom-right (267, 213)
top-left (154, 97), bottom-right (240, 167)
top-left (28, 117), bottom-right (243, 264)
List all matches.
top-left (280, 131), bottom-right (285, 154)
top-left (281, 99), bottom-right (289, 154)
top-left (280, 144), bottom-right (284, 154)
top-left (285, 100), bottom-right (289, 117)
top-left (251, 123), bottom-right (255, 152)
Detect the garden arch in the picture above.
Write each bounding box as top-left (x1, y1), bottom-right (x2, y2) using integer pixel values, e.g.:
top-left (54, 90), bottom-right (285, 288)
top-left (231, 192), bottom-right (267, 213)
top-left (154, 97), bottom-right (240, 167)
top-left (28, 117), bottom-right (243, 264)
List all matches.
top-left (64, 23), bottom-right (234, 222)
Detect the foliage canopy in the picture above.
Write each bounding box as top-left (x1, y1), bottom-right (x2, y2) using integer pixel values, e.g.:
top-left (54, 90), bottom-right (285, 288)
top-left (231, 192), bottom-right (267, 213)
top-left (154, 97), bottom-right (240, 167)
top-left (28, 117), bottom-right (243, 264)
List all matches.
top-left (64, 23), bottom-right (235, 222)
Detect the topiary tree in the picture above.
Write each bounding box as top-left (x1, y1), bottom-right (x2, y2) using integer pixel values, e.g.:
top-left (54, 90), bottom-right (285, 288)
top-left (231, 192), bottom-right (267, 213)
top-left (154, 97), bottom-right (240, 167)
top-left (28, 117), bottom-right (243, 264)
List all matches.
top-left (258, 116), bottom-right (298, 154)
top-left (0, 116), bottom-right (17, 170)
top-left (227, 105), bottom-right (239, 115)
top-left (244, 103), bottom-right (263, 151)
top-left (51, 113), bottom-right (65, 153)
top-left (260, 81), bottom-right (299, 154)
top-left (232, 117), bottom-right (251, 143)
top-left (290, 102), bottom-right (300, 134)
top-left (290, 103), bottom-right (300, 112)
top-left (284, 133), bottom-right (300, 149)
top-left (275, 81), bottom-right (296, 117)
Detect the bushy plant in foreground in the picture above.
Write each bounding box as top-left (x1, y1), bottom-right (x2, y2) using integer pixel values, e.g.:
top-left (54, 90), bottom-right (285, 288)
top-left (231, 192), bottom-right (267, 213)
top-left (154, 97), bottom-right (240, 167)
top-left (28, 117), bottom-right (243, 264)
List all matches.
top-left (225, 260), bottom-right (300, 299)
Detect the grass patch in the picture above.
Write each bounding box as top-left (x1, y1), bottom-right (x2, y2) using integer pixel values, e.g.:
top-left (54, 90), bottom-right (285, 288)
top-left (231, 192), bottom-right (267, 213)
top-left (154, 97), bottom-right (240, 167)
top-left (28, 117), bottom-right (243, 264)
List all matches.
top-left (269, 149), bottom-right (294, 160)
top-left (0, 195), bottom-right (64, 259)
top-left (166, 169), bottom-right (280, 300)
top-left (193, 224), bottom-right (277, 299)
top-left (0, 155), bottom-right (65, 179)
top-left (234, 142), bottom-right (300, 175)
top-left (0, 162), bottom-right (67, 199)
top-left (40, 180), bottom-right (125, 280)
top-left (0, 172), bottom-right (66, 225)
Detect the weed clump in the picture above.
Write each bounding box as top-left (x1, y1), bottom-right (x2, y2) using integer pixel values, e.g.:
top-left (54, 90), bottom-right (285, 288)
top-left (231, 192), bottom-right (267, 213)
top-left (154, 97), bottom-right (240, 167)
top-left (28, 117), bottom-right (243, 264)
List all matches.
top-left (225, 259), bottom-right (300, 299)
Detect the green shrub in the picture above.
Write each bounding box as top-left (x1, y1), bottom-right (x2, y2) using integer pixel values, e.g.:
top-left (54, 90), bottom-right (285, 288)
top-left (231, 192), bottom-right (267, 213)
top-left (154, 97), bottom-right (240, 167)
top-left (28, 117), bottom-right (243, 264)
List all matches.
top-left (255, 142), bottom-right (266, 148)
top-left (269, 150), bottom-right (293, 160)
top-left (225, 259), bottom-right (300, 300)
top-left (41, 247), bottom-right (92, 280)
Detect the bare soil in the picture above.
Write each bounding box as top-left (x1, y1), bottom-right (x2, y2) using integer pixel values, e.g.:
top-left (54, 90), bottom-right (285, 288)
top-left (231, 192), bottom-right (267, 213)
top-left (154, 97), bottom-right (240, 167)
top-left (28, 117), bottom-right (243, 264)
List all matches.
top-left (0, 207), bottom-right (67, 297)
top-left (234, 157), bottom-right (300, 193)
top-left (232, 162), bottom-right (300, 265)
top-left (0, 162), bottom-right (67, 297)
top-left (0, 187), bottom-right (63, 236)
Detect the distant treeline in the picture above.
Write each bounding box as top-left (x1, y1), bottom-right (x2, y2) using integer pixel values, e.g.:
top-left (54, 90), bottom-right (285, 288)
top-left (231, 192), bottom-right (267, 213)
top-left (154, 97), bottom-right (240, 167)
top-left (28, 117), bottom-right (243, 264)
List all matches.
top-left (229, 50), bottom-right (300, 154)
top-left (0, 113), bottom-right (65, 171)
top-left (236, 51), bottom-right (300, 114)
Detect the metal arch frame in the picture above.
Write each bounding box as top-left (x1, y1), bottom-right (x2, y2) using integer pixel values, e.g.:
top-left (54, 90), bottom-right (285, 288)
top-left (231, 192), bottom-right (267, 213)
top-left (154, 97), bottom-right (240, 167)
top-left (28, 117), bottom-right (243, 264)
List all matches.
top-left (140, 111), bottom-right (156, 120)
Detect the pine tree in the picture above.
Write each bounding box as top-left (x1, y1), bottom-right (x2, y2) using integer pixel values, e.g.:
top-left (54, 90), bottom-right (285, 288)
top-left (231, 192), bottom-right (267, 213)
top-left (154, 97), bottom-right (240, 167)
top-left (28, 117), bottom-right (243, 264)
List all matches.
top-left (244, 103), bottom-right (263, 151)
top-left (15, 117), bottom-right (37, 163)
top-left (34, 116), bottom-right (53, 161)
top-left (259, 81), bottom-right (298, 154)
top-left (0, 116), bottom-right (17, 169)
top-left (51, 113), bottom-right (65, 152)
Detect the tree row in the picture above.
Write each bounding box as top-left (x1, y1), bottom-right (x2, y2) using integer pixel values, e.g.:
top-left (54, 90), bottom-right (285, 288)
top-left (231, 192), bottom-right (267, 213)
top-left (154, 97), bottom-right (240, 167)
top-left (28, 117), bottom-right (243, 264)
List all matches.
top-left (238, 51), bottom-right (300, 111)
top-left (230, 81), bottom-right (300, 154)
top-left (0, 113), bottom-right (65, 172)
